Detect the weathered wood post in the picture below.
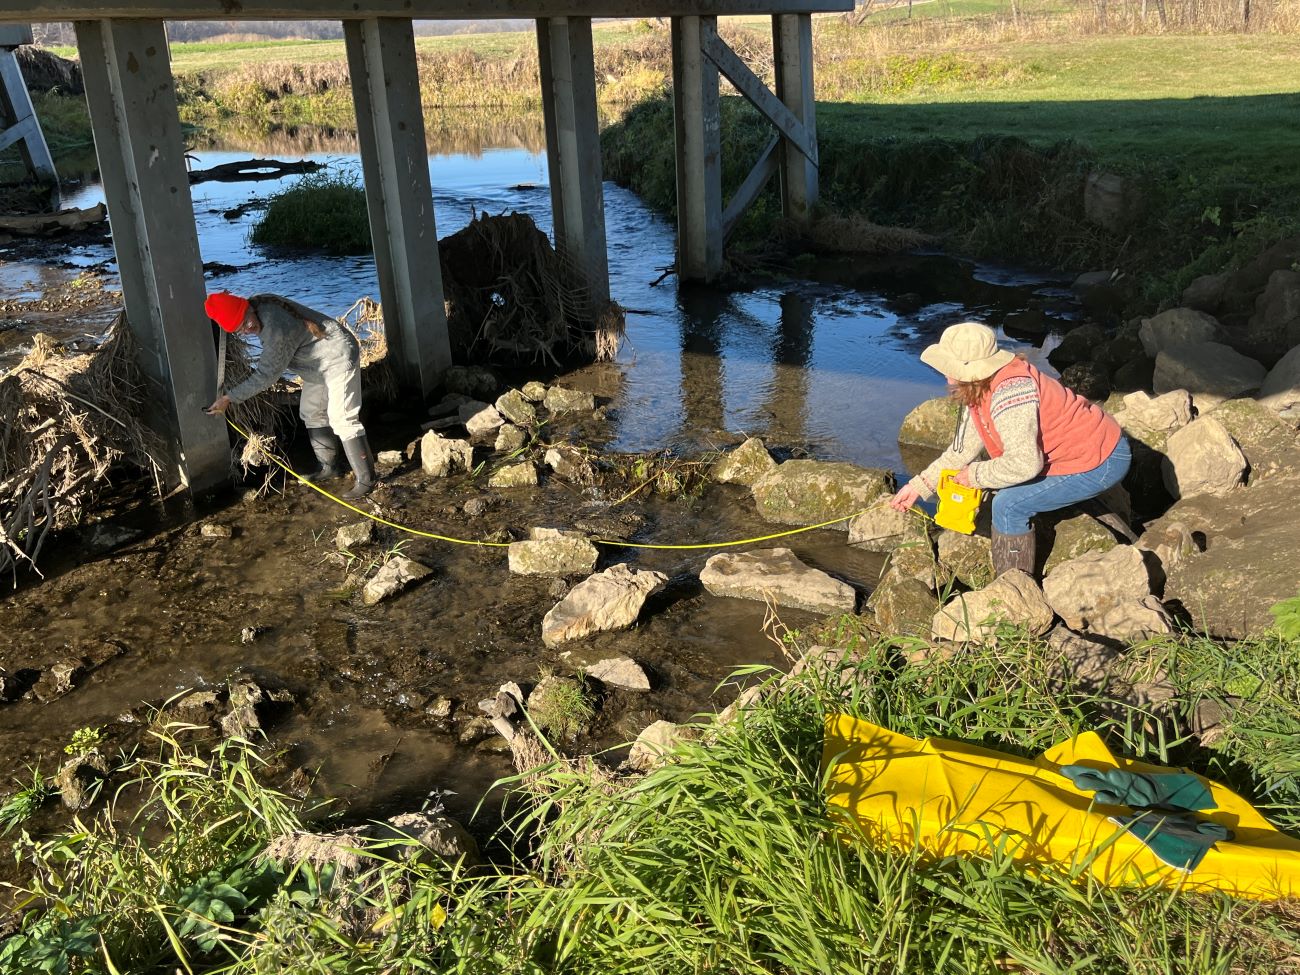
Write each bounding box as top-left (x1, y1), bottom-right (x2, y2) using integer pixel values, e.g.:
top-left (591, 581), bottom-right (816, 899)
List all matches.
top-left (773, 13), bottom-right (818, 223)
top-left (537, 15), bottom-right (610, 308)
top-left (345, 17), bottom-right (451, 397)
top-left (0, 24), bottom-right (59, 203)
top-left (75, 18), bottom-right (229, 493)
top-left (671, 15), bottom-right (723, 283)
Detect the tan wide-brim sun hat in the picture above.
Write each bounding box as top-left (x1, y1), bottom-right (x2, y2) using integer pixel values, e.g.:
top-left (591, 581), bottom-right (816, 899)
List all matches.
top-left (919, 321), bottom-right (1015, 383)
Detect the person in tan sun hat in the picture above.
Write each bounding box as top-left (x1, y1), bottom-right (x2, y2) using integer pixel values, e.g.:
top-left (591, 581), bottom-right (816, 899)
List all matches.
top-left (890, 321), bottom-right (1130, 578)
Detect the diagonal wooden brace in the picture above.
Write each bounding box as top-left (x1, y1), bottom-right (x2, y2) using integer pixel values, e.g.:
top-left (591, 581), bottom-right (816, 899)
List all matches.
top-left (699, 27), bottom-right (817, 166)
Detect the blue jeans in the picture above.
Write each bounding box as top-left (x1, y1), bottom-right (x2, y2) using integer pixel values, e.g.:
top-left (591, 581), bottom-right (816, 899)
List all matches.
top-left (991, 437), bottom-right (1132, 535)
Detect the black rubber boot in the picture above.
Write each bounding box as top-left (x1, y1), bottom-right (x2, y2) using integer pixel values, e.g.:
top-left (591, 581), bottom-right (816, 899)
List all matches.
top-left (991, 529), bottom-right (1037, 579)
top-left (340, 435), bottom-right (376, 500)
top-left (302, 427), bottom-right (344, 483)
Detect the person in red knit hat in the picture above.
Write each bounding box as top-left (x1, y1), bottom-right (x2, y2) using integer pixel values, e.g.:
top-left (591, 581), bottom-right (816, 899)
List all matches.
top-left (204, 291), bottom-right (375, 499)
top-left (890, 321), bottom-right (1130, 577)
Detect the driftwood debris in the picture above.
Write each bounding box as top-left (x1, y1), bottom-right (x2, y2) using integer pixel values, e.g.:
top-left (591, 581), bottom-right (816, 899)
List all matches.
top-left (188, 159), bottom-right (323, 185)
top-left (0, 203), bottom-right (107, 236)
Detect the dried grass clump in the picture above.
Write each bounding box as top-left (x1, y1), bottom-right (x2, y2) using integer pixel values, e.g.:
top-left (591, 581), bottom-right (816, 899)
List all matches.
top-left (339, 296), bottom-right (401, 405)
top-left (440, 211), bottom-right (625, 366)
top-left (0, 315), bottom-right (164, 583)
top-left (789, 213), bottom-right (935, 254)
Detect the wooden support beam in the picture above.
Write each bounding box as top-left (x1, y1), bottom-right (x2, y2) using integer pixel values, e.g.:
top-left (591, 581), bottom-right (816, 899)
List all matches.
top-left (345, 17), bottom-right (451, 395)
top-left (0, 46), bottom-right (58, 188)
top-left (700, 30), bottom-right (816, 165)
top-left (773, 12), bottom-right (818, 223)
top-left (74, 19), bottom-right (229, 494)
top-left (671, 15), bottom-right (723, 283)
top-left (537, 16), bottom-right (610, 308)
top-left (722, 133), bottom-right (779, 240)
top-left (0, 2), bottom-right (854, 22)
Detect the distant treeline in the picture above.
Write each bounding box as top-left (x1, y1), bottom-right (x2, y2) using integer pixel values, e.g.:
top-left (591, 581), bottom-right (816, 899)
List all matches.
top-left (29, 19), bottom-right (535, 46)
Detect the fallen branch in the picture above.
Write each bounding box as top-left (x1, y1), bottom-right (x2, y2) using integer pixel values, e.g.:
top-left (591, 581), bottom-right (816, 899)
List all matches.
top-left (0, 203), bottom-right (107, 236)
top-left (188, 159), bottom-right (323, 185)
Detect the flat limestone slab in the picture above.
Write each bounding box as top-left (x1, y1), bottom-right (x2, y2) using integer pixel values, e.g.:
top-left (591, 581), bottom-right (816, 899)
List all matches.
top-left (700, 547), bottom-right (856, 615)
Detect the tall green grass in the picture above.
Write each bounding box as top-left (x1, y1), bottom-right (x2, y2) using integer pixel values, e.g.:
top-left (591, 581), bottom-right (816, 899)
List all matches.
top-left (3, 627), bottom-right (1298, 974)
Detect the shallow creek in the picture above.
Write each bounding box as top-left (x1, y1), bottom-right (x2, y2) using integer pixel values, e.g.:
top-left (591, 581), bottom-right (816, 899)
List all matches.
top-left (0, 113), bottom-right (1077, 831)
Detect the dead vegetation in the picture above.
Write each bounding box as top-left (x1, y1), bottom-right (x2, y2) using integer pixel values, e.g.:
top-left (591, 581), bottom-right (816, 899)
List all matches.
top-left (0, 317), bottom-right (163, 584)
top-left (440, 211), bottom-right (624, 366)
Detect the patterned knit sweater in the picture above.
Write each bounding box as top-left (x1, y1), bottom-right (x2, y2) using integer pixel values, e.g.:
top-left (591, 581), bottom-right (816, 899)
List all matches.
top-left (906, 377), bottom-right (1043, 500)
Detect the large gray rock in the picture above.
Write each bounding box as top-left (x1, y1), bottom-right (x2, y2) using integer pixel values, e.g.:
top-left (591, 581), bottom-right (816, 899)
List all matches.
top-left (898, 397), bottom-right (959, 449)
top-left (1153, 341), bottom-right (1266, 410)
top-left (521, 380), bottom-right (548, 402)
top-left (362, 556), bottom-right (433, 606)
top-left (1093, 596), bottom-right (1175, 643)
top-left (700, 547), bottom-right (856, 615)
top-left (544, 444), bottom-right (596, 485)
top-left (627, 720), bottom-right (698, 771)
top-left (495, 423), bottom-right (527, 453)
top-left (495, 389), bottom-right (537, 427)
top-left (936, 530), bottom-right (993, 589)
top-left (867, 575), bottom-right (939, 637)
top-left (712, 437), bottom-right (777, 487)
top-left (1162, 416), bottom-right (1247, 499)
top-left (1042, 545), bottom-right (1150, 632)
top-left (1043, 513), bottom-right (1116, 576)
top-left (542, 564), bottom-right (667, 647)
top-left (1141, 472), bottom-right (1300, 638)
top-left (489, 462), bottom-right (539, 488)
top-left (1180, 272), bottom-right (1229, 313)
top-left (751, 461), bottom-right (893, 527)
top-left (1238, 269), bottom-right (1300, 366)
top-left (1138, 308), bottom-right (1224, 358)
top-left (1120, 390), bottom-right (1192, 434)
top-left (1048, 324), bottom-right (1108, 371)
top-left (55, 753), bottom-right (109, 811)
top-left (847, 499), bottom-right (927, 552)
top-left (1258, 344), bottom-right (1300, 415)
top-left (336, 520), bottom-right (374, 551)
top-left (1200, 398), bottom-right (1300, 482)
top-left (585, 655), bottom-right (651, 692)
top-left (544, 386), bottom-right (597, 413)
top-left (421, 432), bottom-right (474, 478)
top-left (508, 531), bottom-right (599, 577)
top-left (930, 570), bottom-right (1053, 644)
top-left (374, 812), bottom-right (482, 867)
top-left (878, 540), bottom-right (938, 591)
top-left (462, 402), bottom-right (505, 438)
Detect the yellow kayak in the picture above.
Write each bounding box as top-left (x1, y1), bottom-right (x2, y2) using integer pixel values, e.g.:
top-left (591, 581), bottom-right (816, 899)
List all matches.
top-left (822, 714), bottom-right (1300, 901)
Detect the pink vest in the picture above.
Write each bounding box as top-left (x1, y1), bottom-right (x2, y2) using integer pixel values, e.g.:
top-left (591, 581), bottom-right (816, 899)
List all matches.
top-left (971, 360), bottom-right (1121, 476)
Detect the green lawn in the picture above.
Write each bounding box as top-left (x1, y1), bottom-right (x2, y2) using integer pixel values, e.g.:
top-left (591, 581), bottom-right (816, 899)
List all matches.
top-left (817, 34), bottom-right (1300, 190)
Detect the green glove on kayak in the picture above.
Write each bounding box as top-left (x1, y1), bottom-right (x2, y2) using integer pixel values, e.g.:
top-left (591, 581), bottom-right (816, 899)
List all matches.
top-left (1059, 765), bottom-right (1213, 812)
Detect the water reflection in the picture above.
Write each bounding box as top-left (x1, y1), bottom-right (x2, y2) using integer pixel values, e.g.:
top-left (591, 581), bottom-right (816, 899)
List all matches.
top-left (0, 114), bottom-right (1073, 477)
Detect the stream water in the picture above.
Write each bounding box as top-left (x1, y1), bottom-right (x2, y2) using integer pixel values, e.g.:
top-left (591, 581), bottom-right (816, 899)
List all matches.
top-left (0, 113), bottom-right (1079, 831)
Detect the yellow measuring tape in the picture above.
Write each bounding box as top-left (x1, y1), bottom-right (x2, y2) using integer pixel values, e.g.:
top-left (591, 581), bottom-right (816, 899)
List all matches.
top-left (225, 417), bottom-right (928, 552)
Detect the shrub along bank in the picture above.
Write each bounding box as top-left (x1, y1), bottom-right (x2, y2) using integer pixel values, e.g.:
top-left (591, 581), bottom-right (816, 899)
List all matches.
top-left (2, 623), bottom-right (1299, 974)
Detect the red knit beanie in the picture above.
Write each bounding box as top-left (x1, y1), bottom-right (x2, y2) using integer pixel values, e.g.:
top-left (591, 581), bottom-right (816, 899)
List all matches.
top-left (205, 292), bottom-right (250, 332)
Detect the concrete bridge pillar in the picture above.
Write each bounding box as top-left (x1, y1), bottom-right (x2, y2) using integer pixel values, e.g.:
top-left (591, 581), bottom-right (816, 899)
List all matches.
top-left (537, 15), bottom-right (610, 308)
top-left (75, 18), bottom-right (229, 493)
top-left (344, 17), bottom-right (451, 396)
